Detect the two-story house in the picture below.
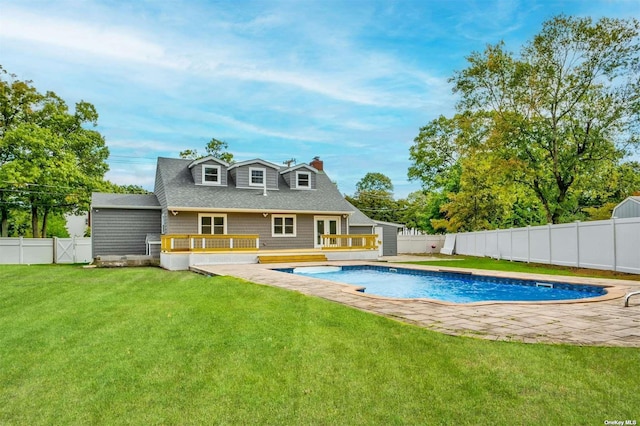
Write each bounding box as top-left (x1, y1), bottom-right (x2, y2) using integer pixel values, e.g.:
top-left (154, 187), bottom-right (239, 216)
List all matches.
top-left (91, 156), bottom-right (382, 270)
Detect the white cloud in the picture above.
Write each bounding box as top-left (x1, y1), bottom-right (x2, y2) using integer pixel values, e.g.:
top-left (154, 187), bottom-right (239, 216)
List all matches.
top-left (0, 7), bottom-right (178, 68)
top-left (0, 3), bottom-right (444, 110)
top-left (106, 139), bottom-right (179, 153)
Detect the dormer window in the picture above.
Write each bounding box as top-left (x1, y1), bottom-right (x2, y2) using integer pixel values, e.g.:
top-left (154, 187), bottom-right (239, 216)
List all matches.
top-left (250, 167), bottom-right (265, 187)
top-left (202, 165), bottom-right (221, 185)
top-left (296, 172), bottom-right (310, 189)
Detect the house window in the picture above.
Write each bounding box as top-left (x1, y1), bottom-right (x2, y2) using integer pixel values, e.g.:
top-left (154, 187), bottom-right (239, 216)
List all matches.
top-left (250, 167), bottom-right (265, 187)
top-left (199, 214), bottom-right (226, 234)
top-left (296, 172), bottom-right (310, 189)
top-left (202, 165), bottom-right (220, 185)
top-left (272, 215), bottom-right (296, 237)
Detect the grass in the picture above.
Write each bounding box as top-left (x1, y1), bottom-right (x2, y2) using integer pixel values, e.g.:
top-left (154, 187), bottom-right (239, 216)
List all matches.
top-left (0, 265), bottom-right (638, 424)
top-left (406, 255), bottom-right (640, 281)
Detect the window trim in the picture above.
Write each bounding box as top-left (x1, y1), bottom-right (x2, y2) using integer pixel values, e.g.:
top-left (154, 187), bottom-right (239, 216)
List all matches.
top-left (198, 213), bottom-right (227, 235)
top-left (249, 167), bottom-right (266, 187)
top-left (272, 214), bottom-right (296, 237)
top-left (201, 165), bottom-right (221, 186)
top-left (296, 171), bottom-right (311, 189)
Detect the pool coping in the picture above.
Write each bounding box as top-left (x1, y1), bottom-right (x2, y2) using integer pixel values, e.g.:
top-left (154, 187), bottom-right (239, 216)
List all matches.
top-left (191, 260), bottom-right (640, 347)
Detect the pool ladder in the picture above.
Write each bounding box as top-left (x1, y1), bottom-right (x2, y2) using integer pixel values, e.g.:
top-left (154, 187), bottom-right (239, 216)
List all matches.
top-left (624, 291), bottom-right (640, 307)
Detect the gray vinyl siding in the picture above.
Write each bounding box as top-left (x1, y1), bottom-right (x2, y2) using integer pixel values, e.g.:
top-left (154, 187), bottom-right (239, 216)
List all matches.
top-left (378, 223), bottom-right (398, 256)
top-left (229, 213), bottom-right (314, 250)
top-left (232, 164), bottom-right (279, 189)
top-left (282, 171), bottom-right (292, 187)
top-left (229, 168), bottom-right (238, 186)
top-left (167, 212), bottom-right (351, 250)
top-left (167, 211), bottom-right (199, 234)
top-left (91, 208), bottom-right (161, 257)
top-left (283, 170), bottom-right (316, 190)
top-left (614, 199), bottom-right (640, 218)
top-left (191, 161), bottom-right (228, 186)
top-left (349, 225), bottom-right (374, 235)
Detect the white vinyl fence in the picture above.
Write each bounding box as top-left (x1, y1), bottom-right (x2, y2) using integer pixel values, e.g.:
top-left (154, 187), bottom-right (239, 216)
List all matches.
top-left (451, 218), bottom-right (640, 274)
top-left (398, 233), bottom-right (446, 254)
top-left (0, 237), bottom-right (92, 265)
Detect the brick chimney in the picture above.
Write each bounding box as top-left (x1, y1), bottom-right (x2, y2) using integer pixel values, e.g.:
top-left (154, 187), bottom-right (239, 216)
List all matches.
top-left (310, 156), bottom-right (323, 171)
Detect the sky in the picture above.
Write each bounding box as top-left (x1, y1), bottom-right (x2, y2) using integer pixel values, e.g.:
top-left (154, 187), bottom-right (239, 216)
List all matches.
top-left (1, 0), bottom-right (638, 198)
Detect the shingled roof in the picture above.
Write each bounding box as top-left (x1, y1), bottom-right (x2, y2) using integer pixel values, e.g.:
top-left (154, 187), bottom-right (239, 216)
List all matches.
top-left (154, 157), bottom-right (356, 214)
top-left (91, 193), bottom-right (160, 209)
top-left (345, 200), bottom-right (376, 227)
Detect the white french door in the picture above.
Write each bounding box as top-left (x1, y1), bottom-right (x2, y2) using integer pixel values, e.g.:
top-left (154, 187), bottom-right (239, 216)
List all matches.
top-left (314, 216), bottom-right (340, 248)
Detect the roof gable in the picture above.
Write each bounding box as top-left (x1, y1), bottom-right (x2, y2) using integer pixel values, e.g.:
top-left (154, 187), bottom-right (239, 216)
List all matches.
top-left (228, 159), bottom-right (281, 171)
top-left (188, 156), bottom-right (229, 168)
top-left (280, 164), bottom-right (318, 175)
top-left (612, 196), bottom-right (640, 218)
top-left (615, 196), bottom-right (640, 207)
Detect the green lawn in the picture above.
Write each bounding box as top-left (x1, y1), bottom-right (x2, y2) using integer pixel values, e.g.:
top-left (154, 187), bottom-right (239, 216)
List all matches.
top-left (407, 255), bottom-right (640, 281)
top-left (1, 265), bottom-right (637, 424)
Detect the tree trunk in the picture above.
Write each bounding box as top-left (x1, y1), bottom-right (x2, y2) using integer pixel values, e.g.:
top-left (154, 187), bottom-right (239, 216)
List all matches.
top-left (31, 203), bottom-right (39, 238)
top-left (1, 208), bottom-right (8, 237)
top-left (0, 191), bottom-right (8, 237)
top-left (41, 208), bottom-right (49, 238)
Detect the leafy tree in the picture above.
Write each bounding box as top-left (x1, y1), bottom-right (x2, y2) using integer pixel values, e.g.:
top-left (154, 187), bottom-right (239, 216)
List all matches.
top-left (355, 172), bottom-right (393, 193)
top-left (409, 15), bottom-right (640, 229)
top-left (1, 124), bottom-right (84, 237)
top-left (431, 156), bottom-right (510, 232)
top-left (580, 161), bottom-right (640, 219)
top-left (451, 15), bottom-right (640, 223)
top-left (99, 181), bottom-right (150, 194)
top-left (0, 66), bottom-right (109, 237)
top-left (396, 191), bottom-right (431, 231)
top-left (179, 138), bottom-right (234, 163)
top-left (347, 172), bottom-right (400, 223)
top-left (400, 163), bottom-right (461, 234)
top-left (408, 115), bottom-right (462, 192)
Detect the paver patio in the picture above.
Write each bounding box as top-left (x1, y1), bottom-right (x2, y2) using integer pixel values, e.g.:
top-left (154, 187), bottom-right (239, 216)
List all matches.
top-left (192, 261), bottom-right (640, 347)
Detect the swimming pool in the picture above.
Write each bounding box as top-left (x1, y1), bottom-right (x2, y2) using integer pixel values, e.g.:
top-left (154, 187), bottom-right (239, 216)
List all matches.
top-left (275, 265), bottom-right (607, 304)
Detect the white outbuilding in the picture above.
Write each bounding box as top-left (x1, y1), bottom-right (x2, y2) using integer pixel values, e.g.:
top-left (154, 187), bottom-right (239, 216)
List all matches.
top-left (612, 196), bottom-right (640, 219)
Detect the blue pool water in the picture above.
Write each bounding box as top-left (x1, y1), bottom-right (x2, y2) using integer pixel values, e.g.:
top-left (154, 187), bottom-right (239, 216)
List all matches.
top-left (275, 265), bottom-right (606, 304)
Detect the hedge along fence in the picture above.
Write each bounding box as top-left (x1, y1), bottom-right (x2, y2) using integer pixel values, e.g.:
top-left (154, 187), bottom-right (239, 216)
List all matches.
top-left (0, 237), bottom-right (92, 265)
top-left (452, 217), bottom-right (640, 274)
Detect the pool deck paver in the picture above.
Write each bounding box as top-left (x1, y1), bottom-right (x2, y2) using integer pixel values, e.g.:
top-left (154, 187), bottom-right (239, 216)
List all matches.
top-left (192, 261), bottom-right (640, 347)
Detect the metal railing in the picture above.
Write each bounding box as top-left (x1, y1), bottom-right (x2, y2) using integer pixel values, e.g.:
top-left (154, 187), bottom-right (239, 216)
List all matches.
top-left (320, 234), bottom-right (377, 250)
top-left (624, 291), bottom-right (640, 307)
top-left (161, 234), bottom-right (260, 252)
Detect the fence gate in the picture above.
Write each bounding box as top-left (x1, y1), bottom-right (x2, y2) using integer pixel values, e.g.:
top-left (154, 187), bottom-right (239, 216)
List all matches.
top-left (54, 237), bottom-right (93, 264)
top-left (55, 238), bottom-right (75, 263)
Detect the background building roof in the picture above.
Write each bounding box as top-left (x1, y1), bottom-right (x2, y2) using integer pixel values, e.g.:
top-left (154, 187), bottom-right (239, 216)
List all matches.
top-left (91, 193), bottom-right (160, 209)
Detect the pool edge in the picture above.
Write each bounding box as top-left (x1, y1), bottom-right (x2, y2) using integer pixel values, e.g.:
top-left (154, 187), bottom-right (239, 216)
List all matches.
top-left (285, 262), bottom-right (631, 306)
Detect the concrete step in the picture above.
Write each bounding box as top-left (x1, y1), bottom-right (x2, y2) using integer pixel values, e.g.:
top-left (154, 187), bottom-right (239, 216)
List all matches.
top-left (94, 255), bottom-right (159, 267)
